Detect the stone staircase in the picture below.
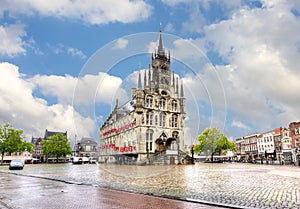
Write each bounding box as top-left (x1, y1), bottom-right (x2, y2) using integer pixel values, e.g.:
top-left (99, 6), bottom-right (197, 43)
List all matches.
top-left (138, 150), bottom-right (193, 165)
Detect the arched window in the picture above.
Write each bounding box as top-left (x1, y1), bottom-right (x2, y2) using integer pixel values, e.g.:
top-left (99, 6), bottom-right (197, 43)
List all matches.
top-left (146, 129), bottom-right (153, 151)
top-left (172, 100), bottom-right (177, 111)
top-left (171, 131), bottom-right (179, 150)
top-left (145, 96), bottom-right (153, 108)
top-left (171, 114), bottom-right (178, 128)
top-left (159, 98), bottom-right (166, 110)
top-left (159, 112), bottom-right (166, 127)
top-left (172, 131), bottom-right (179, 139)
top-left (146, 111), bottom-right (153, 125)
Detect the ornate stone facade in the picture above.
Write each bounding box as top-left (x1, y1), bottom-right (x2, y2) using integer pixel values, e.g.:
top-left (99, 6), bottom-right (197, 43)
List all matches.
top-left (99, 29), bottom-right (188, 165)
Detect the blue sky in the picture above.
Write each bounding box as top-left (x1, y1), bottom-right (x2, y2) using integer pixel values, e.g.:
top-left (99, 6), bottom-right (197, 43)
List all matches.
top-left (1, 0), bottom-right (300, 146)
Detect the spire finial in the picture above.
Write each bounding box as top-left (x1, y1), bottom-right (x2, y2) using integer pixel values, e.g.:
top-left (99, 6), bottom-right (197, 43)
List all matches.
top-left (180, 80), bottom-right (184, 98)
top-left (148, 64), bottom-right (151, 84)
top-left (176, 77), bottom-right (179, 94)
top-left (158, 23), bottom-right (164, 56)
top-left (115, 98), bottom-right (119, 108)
top-left (144, 68), bottom-right (147, 89)
top-left (172, 71), bottom-right (175, 86)
top-left (138, 71), bottom-right (142, 89)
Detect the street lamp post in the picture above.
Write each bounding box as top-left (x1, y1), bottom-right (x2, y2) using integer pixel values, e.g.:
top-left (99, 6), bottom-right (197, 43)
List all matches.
top-left (191, 144), bottom-right (195, 164)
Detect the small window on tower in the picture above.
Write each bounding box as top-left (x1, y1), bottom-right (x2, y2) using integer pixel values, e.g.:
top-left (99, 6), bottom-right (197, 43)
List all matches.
top-left (172, 100), bottom-right (177, 111)
top-left (145, 96), bottom-right (153, 108)
top-left (161, 91), bottom-right (168, 96)
top-left (171, 114), bottom-right (178, 128)
top-left (159, 98), bottom-right (166, 110)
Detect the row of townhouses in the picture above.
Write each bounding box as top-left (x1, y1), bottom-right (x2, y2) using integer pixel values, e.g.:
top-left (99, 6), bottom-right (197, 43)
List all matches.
top-left (234, 121), bottom-right (300, 166)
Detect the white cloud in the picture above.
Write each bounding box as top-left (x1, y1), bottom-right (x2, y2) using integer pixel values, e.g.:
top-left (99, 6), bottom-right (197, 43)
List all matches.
top-left (31, 72), bottom-right (123, 106)
top-left (113, 38), bottom-right (129, 49)
top-left (161, 0), bottom-right (300, 138)
top-left (162, 0), bottom-right (242, 34)
top-left (231, 120), bottom-right (250, 130)
top-left (164, 23), bottom-right (175, 33)
top-left (67, 47), bottom-right (87, 59)
top-left (0, 24), bottom-right (26, 57)
top-left (171, 38), bottom-right (206, 63)
top-left (181, 3), bottom-right (206, 34)
top-left (0, 0), bottom-right (152, 25)
top-left (30, 74), bottom-right (77, 105)
top-left (161, 0), bottom-right (193, 7)
top-left (146, 41), bottom-right (158, 54)
top-left (76, 73), bottom-right (123, 105)
top-left (0, 62), bottom-right (97, 141)
top-left (162, 0), bottom-right (241, 9)
top-left (197, 0), bottom-right (300, 133)
top-left (48, 44), bottom-right (86, 59)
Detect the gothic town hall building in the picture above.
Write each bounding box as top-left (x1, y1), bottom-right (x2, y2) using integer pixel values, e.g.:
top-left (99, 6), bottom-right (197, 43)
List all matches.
top-left (99, 30), bottom-right (191, 165)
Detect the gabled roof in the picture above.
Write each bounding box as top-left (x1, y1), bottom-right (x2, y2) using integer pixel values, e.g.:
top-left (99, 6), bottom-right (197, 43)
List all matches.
top-left (274, 127), bottom-right (281, 134)
top-left (31, 136), bottom-right (43, 145)
top-left (79, 137), bottom-right (97, 145)
top-left (44, 129), bottom-right (67, 139)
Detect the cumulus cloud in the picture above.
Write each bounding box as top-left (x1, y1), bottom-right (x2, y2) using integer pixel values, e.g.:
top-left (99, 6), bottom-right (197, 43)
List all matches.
top-left (0, 62), bottom-right (124, 141)
top-left (164, 23), bottom-right (175, 33)
top-left (75, 73), bottom-right (123, 105)
top-left (30, 74), bottom-right (77, 105)
top-left (113, 38), bottom-right (129, 49)
top-left (48, 44), bottom-right (87, 59)
top-left (162, 0), bottom-right (241, 10)
top-left (31, 71), bottom-right (123, 106)
top-left (158, 0), bottom-right (300, 138)
top-left (191, 0), bottom-right (300, 135)
top-left (0, 24), bottom-right (26, 57)
top-left (67, 47), bottom-right (87, 59)
top-left (231, 120), bottom-right (250, 130)
top-left (0, 0), bottom-right (152, 25)
top-left (162, 0), bottom-right (242, 34)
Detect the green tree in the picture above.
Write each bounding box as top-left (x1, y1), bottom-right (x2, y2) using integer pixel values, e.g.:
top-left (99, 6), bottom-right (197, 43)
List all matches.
top-left (23, 142), bottom-right (34, 153)
top-left (194, 127), bottom-right (237, 162)
top-left (0, 123), bottom-right (32, 164)
top-left (41, 133), bottom-right (73, 162)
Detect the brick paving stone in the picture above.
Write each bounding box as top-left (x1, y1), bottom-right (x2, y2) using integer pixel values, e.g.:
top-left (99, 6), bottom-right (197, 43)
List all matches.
top-left (1, 163), bottom-right (300, 209)
top-left (0, 172), bottom-right (227, 209)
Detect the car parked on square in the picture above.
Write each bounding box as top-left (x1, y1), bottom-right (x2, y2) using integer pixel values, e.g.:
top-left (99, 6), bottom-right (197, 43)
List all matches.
top-left (9, 159), bottom-right (24, 170)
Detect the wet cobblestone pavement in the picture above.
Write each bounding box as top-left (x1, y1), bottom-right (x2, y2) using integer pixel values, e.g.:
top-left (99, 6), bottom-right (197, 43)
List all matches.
top-left (0, 172), bottom-right (224, 209)
top-left (0, 162), bottom-right (299, 209)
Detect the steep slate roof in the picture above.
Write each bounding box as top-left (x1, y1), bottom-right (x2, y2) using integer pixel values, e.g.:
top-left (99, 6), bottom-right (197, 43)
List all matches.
top-left (31, 136), bottom-right (43, 145)
top-left (44, 129), bottom-right (67, 139)
top-left (79, 137), bottom-right (97, 145)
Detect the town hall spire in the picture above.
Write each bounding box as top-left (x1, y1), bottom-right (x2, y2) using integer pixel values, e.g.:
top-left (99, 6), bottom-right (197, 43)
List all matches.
top-left (158, 25), bottom-right (165, 56)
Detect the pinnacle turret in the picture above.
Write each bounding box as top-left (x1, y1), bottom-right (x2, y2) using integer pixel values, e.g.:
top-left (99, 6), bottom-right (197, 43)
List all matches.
top-left (158, 28), bottom-right (165, 56)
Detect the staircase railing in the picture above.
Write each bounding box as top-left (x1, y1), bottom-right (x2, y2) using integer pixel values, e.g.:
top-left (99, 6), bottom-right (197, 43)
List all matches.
top-left (137, 150), bottom-right (193, 165)
top-left (137, 151), bottom-right (166, 165)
